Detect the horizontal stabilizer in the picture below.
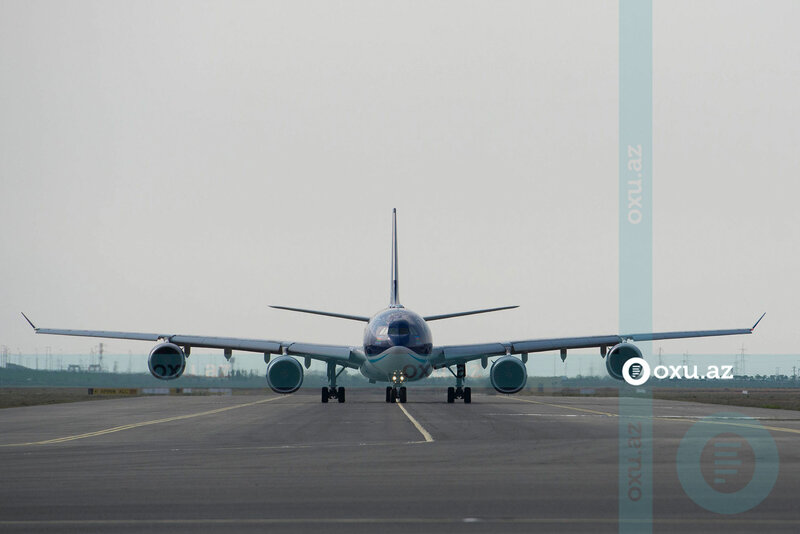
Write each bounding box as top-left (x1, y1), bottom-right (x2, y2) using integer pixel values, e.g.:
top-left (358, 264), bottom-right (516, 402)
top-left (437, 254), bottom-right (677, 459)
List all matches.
top-left (423, 305), bottom-right (518, 322)
top-left (269, 305), bottom-right (370, 322)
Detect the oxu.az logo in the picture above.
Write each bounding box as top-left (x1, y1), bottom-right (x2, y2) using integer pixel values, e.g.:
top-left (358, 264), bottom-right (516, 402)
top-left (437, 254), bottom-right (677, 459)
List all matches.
top-left (622, 358), bottom-right (734, 386)
top-left (677, 412), bottom-right (779, 514)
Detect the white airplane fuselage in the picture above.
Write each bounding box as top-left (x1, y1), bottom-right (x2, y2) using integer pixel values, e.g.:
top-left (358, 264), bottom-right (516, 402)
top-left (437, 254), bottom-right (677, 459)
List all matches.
top-left (358, 306), bottom-right (434, 383)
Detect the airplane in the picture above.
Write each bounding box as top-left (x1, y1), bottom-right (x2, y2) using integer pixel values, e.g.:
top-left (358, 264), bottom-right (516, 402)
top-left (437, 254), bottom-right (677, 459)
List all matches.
top-left (22, 209), bottom-right (764, 404)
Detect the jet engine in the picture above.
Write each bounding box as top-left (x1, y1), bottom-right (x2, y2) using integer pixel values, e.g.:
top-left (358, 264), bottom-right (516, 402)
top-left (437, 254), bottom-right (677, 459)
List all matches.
top-left (605, 342), bottom-right (642, 380)
top-left (148, 343), bottom-right (186, 380)
top-left (490, 356), bottom-right (528, 394)
top-left (266, 356), bottom-right (304, 394)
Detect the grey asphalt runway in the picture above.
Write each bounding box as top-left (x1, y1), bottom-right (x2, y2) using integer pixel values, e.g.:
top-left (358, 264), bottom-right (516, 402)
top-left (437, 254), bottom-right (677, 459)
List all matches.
top-left (1, 388), bottom-right (799, 533)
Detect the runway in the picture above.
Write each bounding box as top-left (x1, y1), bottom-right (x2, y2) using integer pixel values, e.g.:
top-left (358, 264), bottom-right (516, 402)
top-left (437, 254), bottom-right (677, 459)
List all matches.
top-left (1, 388), bottom-right (799, 533)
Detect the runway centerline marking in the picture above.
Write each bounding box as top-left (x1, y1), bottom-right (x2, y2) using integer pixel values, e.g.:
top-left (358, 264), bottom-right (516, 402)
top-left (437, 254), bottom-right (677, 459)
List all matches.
top-left (0, 396), bottom-right (285, 447)
top-left (397, 403), bottom-right (434, 443)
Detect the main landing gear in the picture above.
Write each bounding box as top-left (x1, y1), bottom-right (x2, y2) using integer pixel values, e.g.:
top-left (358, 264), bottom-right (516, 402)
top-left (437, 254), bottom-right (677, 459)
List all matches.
top-left (322, 386), bottom-right (345, 403)
top-left (446, 363), bottom-right (471, 404)
top-left (447, 386), bottom-right (471, 403)
top-left (385, 370), bottom-right (407, 403)
top-left (321, 362), bottom-right (346, 403)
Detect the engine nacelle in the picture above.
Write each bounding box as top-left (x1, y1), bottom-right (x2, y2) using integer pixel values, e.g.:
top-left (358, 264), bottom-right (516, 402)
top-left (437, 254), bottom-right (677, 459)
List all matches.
top-left (490, 356), bottom-right (528, 394)
top-left (605, 342), bottom-right (642, 380)
top-left (148, 343), bottom-right (186, 380)
top-left (266, 356), bottom-right (304, 394)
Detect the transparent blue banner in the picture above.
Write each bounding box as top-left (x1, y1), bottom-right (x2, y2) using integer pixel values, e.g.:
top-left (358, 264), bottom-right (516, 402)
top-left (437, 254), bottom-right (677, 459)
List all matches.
top-left (619, 0), bottom-right (652, 532)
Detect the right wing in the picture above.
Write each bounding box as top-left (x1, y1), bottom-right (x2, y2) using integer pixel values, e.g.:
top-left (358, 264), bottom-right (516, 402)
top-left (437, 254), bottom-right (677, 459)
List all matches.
top-left (21, 314), bottom-right (365, 369)
top-left (429, 313), bottom-right (765, 368)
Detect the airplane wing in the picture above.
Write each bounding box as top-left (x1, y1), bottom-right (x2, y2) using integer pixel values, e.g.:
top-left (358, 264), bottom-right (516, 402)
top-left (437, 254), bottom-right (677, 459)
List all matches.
top-left (428, 313), bottom-right (765, 368)
top-left (21, 314), bottom-right (365, 369)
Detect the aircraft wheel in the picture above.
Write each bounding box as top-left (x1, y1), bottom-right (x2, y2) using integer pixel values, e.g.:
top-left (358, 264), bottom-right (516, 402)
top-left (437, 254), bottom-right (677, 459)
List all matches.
top-left (464, 387), bottom-right (472, 404)
top-left (337, 387), bottom-right (346, 403)
top-left (321, 387), bottom-right (329, 403)
top-left (386, 387), bottom-right (392, 403)
top-left (447, 387), bottom-right (455, 404)
top-left (390, 388), bottom-right (397, 403)
top-left (399, 387), bottom-right (407, 404)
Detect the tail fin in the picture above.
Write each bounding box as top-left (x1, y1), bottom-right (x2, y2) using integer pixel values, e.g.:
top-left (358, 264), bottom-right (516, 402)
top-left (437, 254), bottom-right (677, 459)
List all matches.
top-left (390, 208), bottom-right (401, 307)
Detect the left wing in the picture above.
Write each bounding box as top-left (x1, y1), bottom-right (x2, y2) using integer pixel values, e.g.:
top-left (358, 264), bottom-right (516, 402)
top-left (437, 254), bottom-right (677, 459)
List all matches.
top-left (21, 313), bottom-right (365, 369)
top-left (428, 313), bottom-right (765, 368)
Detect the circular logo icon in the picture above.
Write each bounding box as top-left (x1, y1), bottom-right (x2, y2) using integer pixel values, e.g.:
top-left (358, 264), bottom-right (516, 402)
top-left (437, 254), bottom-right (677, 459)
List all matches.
top-left (622, 357), bottom-right (650, 386)
top-left (676, 412), bottom-right (779, 514)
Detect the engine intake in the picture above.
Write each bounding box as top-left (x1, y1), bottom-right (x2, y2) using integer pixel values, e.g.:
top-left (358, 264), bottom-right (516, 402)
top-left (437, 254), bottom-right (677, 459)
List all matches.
top-left (266, 356), bottom-right (304, 394)
top-left (148, 343), bottom-right (186, 380)
top-left (490, 356), bottom-right (528, 394)
top-left (605, 342), bottom-right (642, 380)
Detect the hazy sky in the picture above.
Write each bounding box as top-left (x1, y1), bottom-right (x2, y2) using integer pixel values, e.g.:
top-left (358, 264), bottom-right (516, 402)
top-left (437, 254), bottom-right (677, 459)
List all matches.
top-left (1, 1), bottom-right (798, 375)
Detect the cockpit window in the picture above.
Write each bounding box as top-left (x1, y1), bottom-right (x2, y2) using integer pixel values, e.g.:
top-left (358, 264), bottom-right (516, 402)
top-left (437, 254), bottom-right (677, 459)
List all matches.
top-left (388, 322), bottom-right (410, 336)
top-left (363, 309), bottom-right (433, 357)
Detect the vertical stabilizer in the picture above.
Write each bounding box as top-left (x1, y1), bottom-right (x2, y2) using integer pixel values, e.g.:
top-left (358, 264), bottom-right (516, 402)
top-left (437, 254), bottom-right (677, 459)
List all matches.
top-left (390, 209), bottom-right (401, 307)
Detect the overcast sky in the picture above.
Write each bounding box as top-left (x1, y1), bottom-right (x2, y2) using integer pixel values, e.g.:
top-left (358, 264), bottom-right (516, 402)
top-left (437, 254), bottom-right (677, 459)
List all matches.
top-left (1, 1), bottom-right (798, 375)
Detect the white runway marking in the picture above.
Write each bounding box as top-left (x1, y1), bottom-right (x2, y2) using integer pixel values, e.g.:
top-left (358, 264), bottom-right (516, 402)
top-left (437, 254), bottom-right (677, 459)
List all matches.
top-left (0, 396), bottom-right (285, 447)
top-left (484, 413), bottom-right (586, 417)
top-left (1, 517), bottom-right (799, 527)
top-left (397, 403), bottom-right (434, 442)
top-left (498, 395), bottom-right (800, 435)
top-left (126, 438), bottom-right (433, 455)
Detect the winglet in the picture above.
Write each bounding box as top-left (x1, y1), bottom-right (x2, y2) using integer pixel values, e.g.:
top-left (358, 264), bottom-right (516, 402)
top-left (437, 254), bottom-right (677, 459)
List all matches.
top-left (751, 312), bottom-right (766, 331)
top-left (21, 312), bottom-right (37, 331)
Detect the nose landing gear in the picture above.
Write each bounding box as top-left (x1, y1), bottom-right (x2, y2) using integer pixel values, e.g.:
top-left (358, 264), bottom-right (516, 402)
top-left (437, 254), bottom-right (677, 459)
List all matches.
top-left (385, 386), bottom-right (407, 403)
top-left (446, 363), bottom-right (471, 404)
top-left (385, 372), bottom-right (407, 403)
